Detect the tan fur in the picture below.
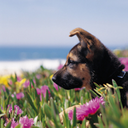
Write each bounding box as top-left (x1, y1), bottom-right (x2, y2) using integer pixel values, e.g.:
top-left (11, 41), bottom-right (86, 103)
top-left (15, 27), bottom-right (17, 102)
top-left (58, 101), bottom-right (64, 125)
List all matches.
top-left (59, 105), bottom-right (90, 127)
top-left (67, 52), bottom-right (92, 90)
top-left (69, 28), bottom-right (103, 61)
top-left (53, 28), bottom-right (105, 126)
top-left (59, 105), bottom-right (80, 123)
top-left (68, 52), bottom-right (79, 61)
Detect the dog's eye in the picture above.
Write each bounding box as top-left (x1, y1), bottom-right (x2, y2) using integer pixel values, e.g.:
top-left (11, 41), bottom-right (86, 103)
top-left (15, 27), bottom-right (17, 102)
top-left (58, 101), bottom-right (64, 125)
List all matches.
top-left (68, 59), bottom-right (74, 64)
top-left (68, 59), bottom-right (77, 67)
top-left (70, 60), bottom-right (74, 63)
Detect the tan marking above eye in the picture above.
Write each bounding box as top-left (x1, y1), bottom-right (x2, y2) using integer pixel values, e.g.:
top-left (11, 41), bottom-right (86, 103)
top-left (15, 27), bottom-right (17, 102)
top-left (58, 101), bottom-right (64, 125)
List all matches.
top-left (68, 52), bottom-right (78, 62)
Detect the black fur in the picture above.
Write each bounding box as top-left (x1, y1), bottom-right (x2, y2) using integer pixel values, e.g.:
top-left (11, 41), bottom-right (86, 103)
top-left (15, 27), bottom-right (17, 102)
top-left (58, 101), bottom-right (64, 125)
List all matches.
top-left (52, 28), bottom-right (128, 107)
top-left (93, 46), bottom-right (128, 107)
top-left (53, 70), bottom-right (83, 90)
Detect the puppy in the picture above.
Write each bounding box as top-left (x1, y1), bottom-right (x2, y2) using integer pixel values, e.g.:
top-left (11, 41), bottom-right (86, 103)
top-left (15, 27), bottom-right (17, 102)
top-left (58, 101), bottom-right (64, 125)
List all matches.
top-left (52, 28), bottom-right (128, 107)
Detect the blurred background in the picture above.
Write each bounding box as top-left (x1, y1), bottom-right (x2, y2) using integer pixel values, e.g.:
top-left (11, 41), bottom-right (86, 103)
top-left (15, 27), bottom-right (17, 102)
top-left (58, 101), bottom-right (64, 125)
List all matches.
top-left (0, 0), bottom-right (128, 74)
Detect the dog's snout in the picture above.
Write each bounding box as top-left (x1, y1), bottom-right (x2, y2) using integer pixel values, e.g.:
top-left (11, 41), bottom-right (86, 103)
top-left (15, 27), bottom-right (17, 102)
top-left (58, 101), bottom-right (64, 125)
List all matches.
top-left (52, 75), bottom-right (56, 83)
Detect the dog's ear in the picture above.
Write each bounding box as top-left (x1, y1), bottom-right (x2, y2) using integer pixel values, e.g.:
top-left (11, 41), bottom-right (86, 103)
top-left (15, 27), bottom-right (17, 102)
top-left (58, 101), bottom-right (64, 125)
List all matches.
top-left (69, 28), bottom-right (96, 48)
top-left (69, 28), bottom-right (101, 60)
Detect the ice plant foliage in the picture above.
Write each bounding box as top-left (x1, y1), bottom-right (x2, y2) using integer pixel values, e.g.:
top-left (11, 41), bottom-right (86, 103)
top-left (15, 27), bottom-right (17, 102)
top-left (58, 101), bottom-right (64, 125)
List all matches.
top-left (19, 115), bottom-right (34, 128)
top-left (1, 57), bottom-right (128, 127)
top-left (68, 97), bottom-right (105, 121)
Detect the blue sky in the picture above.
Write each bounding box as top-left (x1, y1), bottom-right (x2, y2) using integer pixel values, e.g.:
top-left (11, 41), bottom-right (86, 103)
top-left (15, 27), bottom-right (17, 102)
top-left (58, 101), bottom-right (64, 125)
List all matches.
top-left (0, 0), bottom-right (128, 47)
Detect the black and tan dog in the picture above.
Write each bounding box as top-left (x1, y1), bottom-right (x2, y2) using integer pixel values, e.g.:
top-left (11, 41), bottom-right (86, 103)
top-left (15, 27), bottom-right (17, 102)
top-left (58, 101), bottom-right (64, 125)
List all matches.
top-left (52, 28), bottom-right (128, 107)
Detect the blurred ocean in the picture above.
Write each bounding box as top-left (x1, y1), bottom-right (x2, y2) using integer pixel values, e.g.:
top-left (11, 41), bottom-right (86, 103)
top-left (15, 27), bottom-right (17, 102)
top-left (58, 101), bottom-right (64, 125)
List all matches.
top-left (0, 46), bottom-right (125, 61)
top-left (0, 47), bottom-right (71, 75)
top-left (0, 46), bottom-right (126, 75)
top-left (0, 47), bottom-right (71, 61)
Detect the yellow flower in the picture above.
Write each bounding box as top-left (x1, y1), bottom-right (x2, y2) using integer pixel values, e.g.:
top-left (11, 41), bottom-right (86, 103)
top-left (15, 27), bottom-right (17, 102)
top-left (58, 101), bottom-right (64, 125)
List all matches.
top-left (113, 49), bottom-right (121, 56)
top-left (0, 75), bottom-right (11, 88)
top-left (50, 74), bottom-right (53, 80)
top-left (16, 78), bottom-right (26, 88)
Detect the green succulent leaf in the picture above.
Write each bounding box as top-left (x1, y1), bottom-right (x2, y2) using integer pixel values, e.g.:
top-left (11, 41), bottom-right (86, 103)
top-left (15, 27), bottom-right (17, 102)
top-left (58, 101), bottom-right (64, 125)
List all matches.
top-left (26, 92), bottom-right (38, 114)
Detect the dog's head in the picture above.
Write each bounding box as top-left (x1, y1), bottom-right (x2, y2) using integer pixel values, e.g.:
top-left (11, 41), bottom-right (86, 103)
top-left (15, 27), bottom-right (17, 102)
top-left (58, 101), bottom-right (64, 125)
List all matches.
top-left (52, 28), bottom-right (103, 90)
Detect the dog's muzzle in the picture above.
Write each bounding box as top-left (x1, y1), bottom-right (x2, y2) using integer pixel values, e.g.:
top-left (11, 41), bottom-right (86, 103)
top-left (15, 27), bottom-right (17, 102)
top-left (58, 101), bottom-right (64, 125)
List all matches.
top-left (52, 73), bottom-right (83, 90)
top-left (52, 75), bottom-right (56, 83)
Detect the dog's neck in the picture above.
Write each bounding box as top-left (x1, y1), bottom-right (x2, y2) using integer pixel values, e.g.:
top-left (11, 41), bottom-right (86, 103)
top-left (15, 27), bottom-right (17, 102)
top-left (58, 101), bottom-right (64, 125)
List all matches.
top-left (92, 46), bottom-right (125, 86)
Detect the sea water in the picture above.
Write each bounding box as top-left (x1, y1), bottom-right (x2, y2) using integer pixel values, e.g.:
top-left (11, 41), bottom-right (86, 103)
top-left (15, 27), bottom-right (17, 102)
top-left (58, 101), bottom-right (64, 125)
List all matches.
top-left (0, 47), bottom-right (71, 61)
top-left (0, 47), bottom-right (70, 75)
top-left (0, 46), bottom-right (126, 75)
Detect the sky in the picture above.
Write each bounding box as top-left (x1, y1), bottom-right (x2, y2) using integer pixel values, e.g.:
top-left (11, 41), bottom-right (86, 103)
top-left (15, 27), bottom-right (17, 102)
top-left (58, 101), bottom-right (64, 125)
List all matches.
top-left (0, 0), bottom-right (128, 48)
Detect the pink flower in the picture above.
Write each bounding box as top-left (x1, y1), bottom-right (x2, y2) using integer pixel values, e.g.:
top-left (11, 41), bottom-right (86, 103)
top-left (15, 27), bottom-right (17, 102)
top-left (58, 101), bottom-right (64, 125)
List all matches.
top-left (17, 76), bottom-right (22, 82)
top-left (14, 105), bottom-right (22, 115)
top-left (7, 105), bottom-right (22, 115)
top-left (9, 80), bottom-right (13, 85)
top-left (68, 109), bottom-right (73, 120)
top-left (53, 83), bottom-right (59, 91)
top-left (11, 118), bottom-right (19, 128)
top-left (1, 106), bottom-right (3, 110)
top-left (36, 74), bottom-right (41, 79)
top-left (9, 76), bottom-right (22, 86)
top-left (74, 88), bottom-right (81, 91)
top-left (23, 80), bottom-right (30, 88)
top-left (16, 92), bottom-right (24, 99)
top-left (41, 85), bottom-right (50, 97)
top-left (8, 105), bottom-right (12, 113)
top-left (4, 118), bottom-right (19, 128)
top-left (11, 94), bottom-right (14, 98)
top-left (74, 87), bottom-right (85, 91)
top-left (57, 64), bottom-right (63, 70)
top-left (23, 79), bottom-right (36, 88)
top-left (2, 85), bottom-right (6, 92)
top-left (68, 97), bottom-right (105, 121)
top-left (119, 58), bottom-right (128, 71)
top-left (19, 115), bottom-right (34, 128)
top-left (33, 79), bottom-right (36, 84)
top-left (36, 88), bottom-right (41, 95)
top-left (36, 85), bottom-right (50, 101)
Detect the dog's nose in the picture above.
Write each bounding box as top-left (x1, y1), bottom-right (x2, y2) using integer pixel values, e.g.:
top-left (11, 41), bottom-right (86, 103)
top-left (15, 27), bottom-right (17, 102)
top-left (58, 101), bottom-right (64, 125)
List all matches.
top-left (52, 75), bottom-right (56, 83)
